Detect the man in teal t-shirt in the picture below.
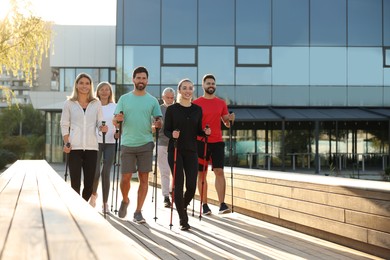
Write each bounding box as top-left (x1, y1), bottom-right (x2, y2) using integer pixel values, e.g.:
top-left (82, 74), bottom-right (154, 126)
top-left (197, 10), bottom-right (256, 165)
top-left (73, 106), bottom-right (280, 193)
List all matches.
top-left (114, 66), bottom-right (162, 223)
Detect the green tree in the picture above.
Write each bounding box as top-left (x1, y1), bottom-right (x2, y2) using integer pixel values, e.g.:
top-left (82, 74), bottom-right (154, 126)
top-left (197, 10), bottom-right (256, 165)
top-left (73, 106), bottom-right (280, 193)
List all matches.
top-left (21, 104), bottom-right (45, 135)
top-left (0, 0), bottom-right (52, 104)
top-left (0, 104), bottom-right (45, 159)
top-left (0, 105), bottom-right (20, 138)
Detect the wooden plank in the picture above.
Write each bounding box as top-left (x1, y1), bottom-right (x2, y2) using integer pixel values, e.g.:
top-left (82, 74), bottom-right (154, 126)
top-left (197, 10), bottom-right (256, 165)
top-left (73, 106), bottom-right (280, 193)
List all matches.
top-left (1, 160), bottom-right (155, 260)
top-left (39, 160), bottom-right (153, 259)
top-left (1, 168), bottom-right (48, 260)
top-left (0, 162), bottom-right (28, 255)
top-left (36, 162), bottom-right (95, 260)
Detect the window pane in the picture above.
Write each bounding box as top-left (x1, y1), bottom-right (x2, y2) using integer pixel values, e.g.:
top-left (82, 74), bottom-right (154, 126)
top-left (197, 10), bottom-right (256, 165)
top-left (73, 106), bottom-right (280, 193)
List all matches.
top-left (310, 47), bottom-right (347, 85)
top-left (385, 48), bottom-right (390, 67)
top-left (123, 0), bottom-right (160, 44)
top-left (146, 85), bottom-right (161, 99)
top-left (116, 46), bottom-right (123, 84)
top-left (123, 46), bottom-right (161, 85)
top-left (60, 69), bottom-right (65, 91)
top-left (235, 86), bottom-right (272, 105)
top-left (310, 86), bottom-right (347, 106)
top-left (163, 48), bottom-right (196, 65)
top-left (272, 47), bottom-right (309, 85)
top-left (348, 0), bottom-right (382, 46)
top-left (384, 68), bottom-right (390, 86)
top-left (116, 0), bottom-right (124, 44)
top-left (273, 0), bottom-right (309, 46)
top-left (213, 84), bottom-right (235, 105)
top-left (236, 0), bottom-right (271, 45)
top-left (65, 69), bottom-right (75, 92)
top-left (161, 67), bottom-right (197, 85)
top-left (100, 69), bottom-right (109, 82)
top-left (310, 0), bottom-right (346, 46)
top-left (236, 68), bottom-right (271, 85)
top-left (348, 47), bottom-right (383, 85)
top-left (272, 86), bottom-right (309, 106)
top-left (162, 0), bottom-right (197, 45)
top-left (348, 86), bottom-right (383, 106)
top-left (385, 0), bottom-right (390, 45)
top-left (237, 48), bottom-right (270, 66)
top-left (110, 69), bottom-right (116, 84)
top-left (198, 47), bottom-right (234, 85)
top-left (199, 0), bottom-right (234, 45)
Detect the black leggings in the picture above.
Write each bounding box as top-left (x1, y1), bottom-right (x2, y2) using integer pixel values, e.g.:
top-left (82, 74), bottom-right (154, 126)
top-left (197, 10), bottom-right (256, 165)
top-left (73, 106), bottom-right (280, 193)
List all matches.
top-left (68, 150), bottom-right (97, 201)
top-left (168, 149), bottom-right (198, 223)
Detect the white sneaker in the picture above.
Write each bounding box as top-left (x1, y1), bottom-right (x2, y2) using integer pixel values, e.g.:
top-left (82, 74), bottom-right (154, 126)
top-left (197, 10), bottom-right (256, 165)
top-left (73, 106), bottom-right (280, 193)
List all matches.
top-left (89, 193), bottom-right (97, 208)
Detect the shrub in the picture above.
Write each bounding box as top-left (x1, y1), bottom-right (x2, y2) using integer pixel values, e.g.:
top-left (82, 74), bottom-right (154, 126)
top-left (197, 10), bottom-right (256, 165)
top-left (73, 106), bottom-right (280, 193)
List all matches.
top-left (0, 149), bottom-right (17, 170)
top-left (1, 136), bottom-right (28, 159)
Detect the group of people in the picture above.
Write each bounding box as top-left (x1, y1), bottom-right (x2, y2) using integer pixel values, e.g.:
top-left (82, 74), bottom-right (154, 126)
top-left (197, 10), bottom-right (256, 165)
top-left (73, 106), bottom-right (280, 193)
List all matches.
top-left (60, 66), bottom-right (235, 231)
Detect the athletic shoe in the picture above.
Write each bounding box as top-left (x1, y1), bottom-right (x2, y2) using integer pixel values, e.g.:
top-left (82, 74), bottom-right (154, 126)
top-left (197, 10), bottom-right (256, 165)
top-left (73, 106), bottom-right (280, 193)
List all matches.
top-left (180, 223), bottom-right (191, 231)
top-left (118, 199), bottom-right (129, 218)
top-left (202, 204), bottom-right (211, 215)
top-left (133, 211), bottom-right (146, 224)
top-left (219, 202), bottom-right (231, 214)
top-left (164, 196), bottom-right (171, 208)
top-left (89, 193), bottom-right (97, 208)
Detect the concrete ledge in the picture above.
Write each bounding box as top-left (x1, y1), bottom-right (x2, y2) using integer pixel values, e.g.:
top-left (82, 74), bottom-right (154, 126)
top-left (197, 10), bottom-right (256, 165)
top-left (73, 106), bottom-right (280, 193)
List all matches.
top-left (219, 168), bottom-right (390, 258)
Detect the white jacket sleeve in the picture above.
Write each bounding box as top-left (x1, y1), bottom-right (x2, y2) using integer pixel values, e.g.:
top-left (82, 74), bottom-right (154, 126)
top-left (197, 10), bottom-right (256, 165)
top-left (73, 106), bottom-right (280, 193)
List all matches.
top-left (60, 100), bottom-right (71, 137)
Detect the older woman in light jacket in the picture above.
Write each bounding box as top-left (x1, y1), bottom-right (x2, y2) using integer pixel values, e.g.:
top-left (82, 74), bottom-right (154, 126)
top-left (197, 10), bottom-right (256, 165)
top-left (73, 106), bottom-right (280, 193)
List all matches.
top-left (60, 73), bottom-right (107, 201)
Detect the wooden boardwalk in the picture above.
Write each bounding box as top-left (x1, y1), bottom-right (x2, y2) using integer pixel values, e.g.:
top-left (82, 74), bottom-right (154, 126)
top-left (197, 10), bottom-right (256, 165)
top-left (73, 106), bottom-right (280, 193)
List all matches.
top-left (1, 161), bottom-right (384, 260)
top-left (103, 204), bottom-right (384, 260)
top-left (89, 172), bottom-right (384, 259)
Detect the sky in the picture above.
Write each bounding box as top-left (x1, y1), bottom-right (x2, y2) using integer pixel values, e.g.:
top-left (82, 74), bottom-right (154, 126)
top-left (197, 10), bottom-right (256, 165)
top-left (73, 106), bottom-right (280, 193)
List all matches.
top-left (0, 0), bottom-right (116, 25)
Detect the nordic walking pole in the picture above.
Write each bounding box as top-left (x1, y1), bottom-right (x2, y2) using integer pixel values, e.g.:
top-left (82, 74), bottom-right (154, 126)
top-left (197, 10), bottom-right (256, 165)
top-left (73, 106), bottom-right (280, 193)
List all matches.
top-left (101, 121), bottom-right (107, 219)
top-left (114, 111), bottom-right (123, 214)
top-left (199, 125), bottom-right (209, 221)
top-left (192, 195), bottom-right (195, 217)
top-left (229, 111), bottom-right (234, 213)
top-left (64, 142), bottom-right (71, 182)
top-left (153, 118), bottom-right (160, 222)
top-left (169, 136), bottom-right (178, 230)
top-left (111, 128), bottom-right (119, 212)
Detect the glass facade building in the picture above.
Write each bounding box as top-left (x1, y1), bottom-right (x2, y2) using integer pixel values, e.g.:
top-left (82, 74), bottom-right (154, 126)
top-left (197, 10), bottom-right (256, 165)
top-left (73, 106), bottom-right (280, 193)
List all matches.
top-left (116, 0), bottom-right (390, 175)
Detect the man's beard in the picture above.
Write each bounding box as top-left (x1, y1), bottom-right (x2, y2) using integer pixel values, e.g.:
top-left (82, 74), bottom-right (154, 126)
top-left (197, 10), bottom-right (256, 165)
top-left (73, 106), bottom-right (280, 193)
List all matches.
top-left (136, 84), bottom-right (146, 91)
top-left (205, 87), bottom-right (215, 95)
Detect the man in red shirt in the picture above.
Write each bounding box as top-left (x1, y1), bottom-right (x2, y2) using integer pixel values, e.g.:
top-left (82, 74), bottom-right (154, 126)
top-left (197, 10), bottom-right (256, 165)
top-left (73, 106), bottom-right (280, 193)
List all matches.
top-left (193, 74), bottom-right (235, 215)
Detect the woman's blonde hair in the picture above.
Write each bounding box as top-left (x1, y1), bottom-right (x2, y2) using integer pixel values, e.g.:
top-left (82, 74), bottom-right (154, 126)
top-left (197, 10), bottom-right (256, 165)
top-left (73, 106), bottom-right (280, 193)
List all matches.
top-left (68, 73), bottom-right (97, 102)
top-left (96, 81), bottom-right (115, 103)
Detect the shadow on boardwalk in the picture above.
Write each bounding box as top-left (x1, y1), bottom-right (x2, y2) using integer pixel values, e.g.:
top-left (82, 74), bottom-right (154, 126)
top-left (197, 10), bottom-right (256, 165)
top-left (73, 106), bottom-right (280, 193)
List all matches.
top-left (49, 163), bottom-right (381, 260)
top-left (102, 201), bottom-right (380, 260)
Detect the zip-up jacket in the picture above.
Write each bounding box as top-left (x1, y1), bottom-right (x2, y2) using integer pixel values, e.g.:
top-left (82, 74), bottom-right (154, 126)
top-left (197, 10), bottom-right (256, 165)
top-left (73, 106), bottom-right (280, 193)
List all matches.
top-left (60, 99), bottom-right (103, 151)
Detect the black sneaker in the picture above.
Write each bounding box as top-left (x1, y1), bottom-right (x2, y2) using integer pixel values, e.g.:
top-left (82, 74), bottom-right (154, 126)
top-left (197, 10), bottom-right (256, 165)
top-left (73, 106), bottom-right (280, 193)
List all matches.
top-left (180, 223), bottom-right (191, 231)
top-left (164, 196), bottom-right (171, 208)
top-left (218, 202), bottom-right (231, 214)
top-left (133, 211), bottom-right (146, 224)
top-left (202, 204), bottom-right (211, 215)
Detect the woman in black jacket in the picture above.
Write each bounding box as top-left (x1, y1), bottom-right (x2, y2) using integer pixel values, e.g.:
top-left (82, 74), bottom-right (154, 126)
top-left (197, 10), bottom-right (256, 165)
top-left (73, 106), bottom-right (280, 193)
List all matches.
top-left (164, 78), bottom-right (211, 231)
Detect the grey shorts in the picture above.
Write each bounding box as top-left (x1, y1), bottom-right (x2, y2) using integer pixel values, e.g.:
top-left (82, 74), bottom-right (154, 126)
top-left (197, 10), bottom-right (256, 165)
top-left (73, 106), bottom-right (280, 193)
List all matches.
top-left (120, 142), bottom-right (154, 174)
